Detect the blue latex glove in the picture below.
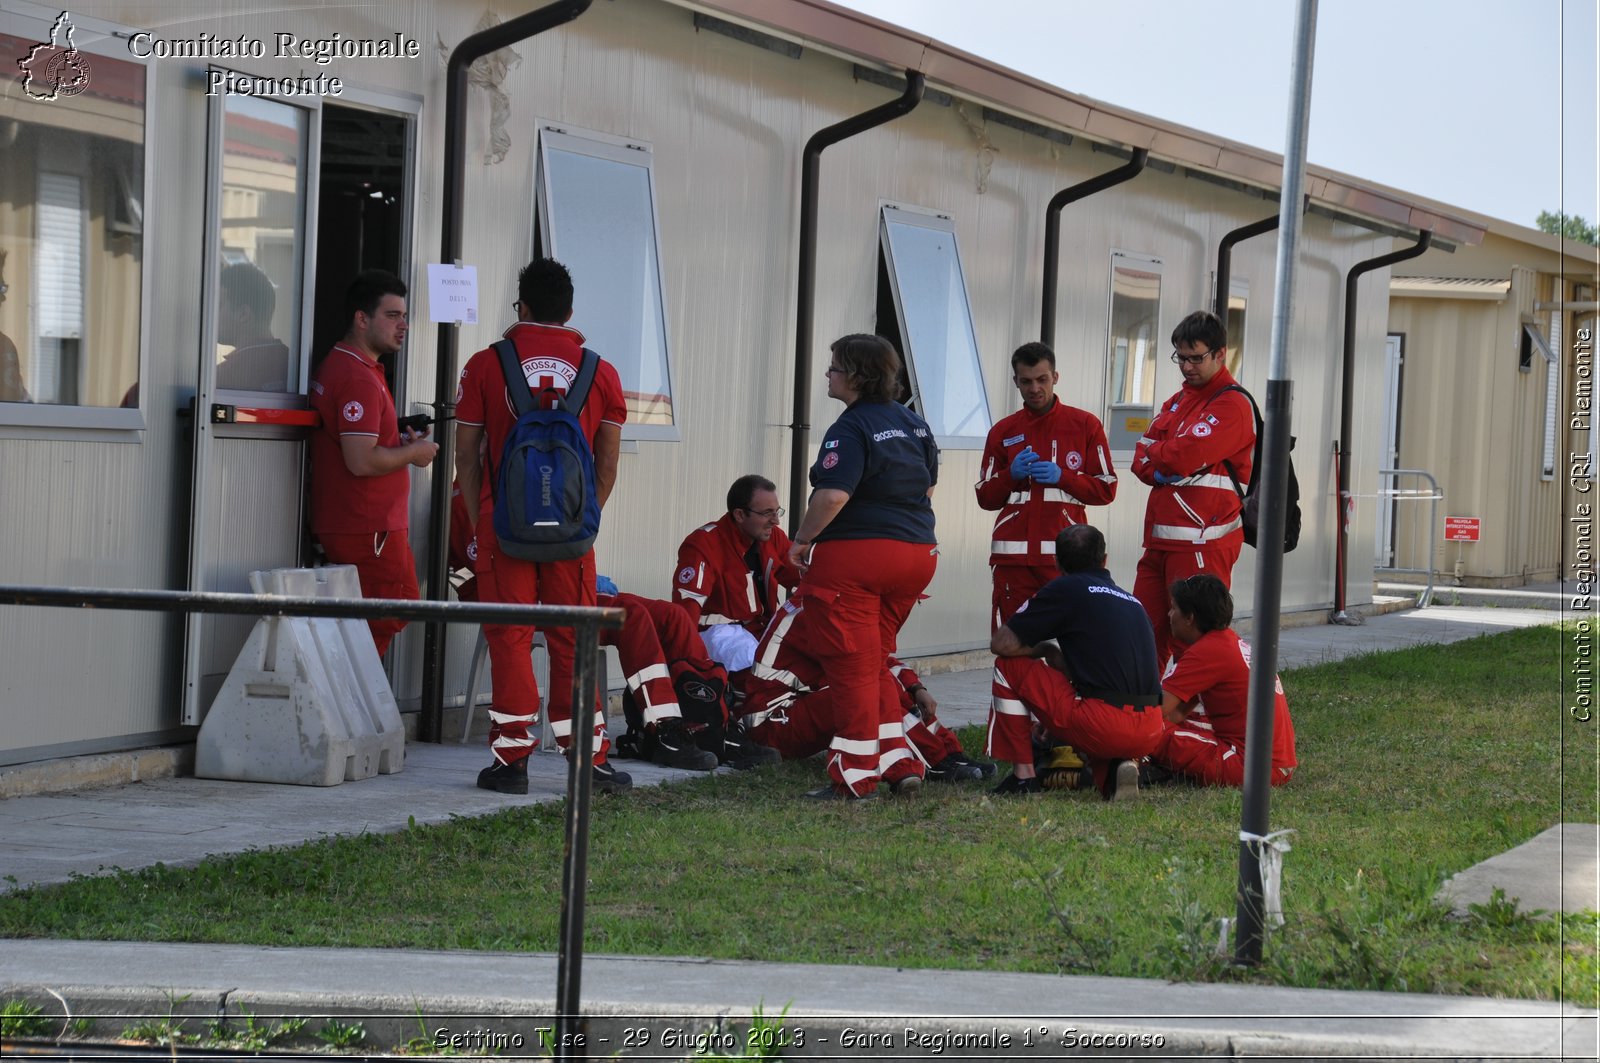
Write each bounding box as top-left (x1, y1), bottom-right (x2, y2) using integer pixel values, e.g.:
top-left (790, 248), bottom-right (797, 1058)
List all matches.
top-left (596, 574), bottom-right (619, 596)
top-left (1152, 471), bottom-right (1184, 485)
top-left (1028, 460), bottom-right (1062, 486)
top-left (1009, 446), bottom-right (1039, 481)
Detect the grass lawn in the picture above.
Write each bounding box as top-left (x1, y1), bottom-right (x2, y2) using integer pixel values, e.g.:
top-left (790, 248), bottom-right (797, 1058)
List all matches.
top-left (1, 623), bottom-right (1594, 1005)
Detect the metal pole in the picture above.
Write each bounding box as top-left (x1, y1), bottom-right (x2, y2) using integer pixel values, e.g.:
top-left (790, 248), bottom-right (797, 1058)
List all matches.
top-left (420, 0), bottom-right (594, 743)
top-left (787, 72), bottom-right (924, 531)
top-left (1331, 231), bottom-right (1434, 622)
top-left (555, 617), bottom-right (600, 1059)
top-left (1040, 150), bottom-right (1148, 348)
top-left (1235, 0), bottom-right (1318, 968)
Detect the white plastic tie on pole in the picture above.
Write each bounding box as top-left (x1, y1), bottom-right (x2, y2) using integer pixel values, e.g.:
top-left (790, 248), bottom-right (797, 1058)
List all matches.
top-left (1240, 828), bottom-right (1296, 928)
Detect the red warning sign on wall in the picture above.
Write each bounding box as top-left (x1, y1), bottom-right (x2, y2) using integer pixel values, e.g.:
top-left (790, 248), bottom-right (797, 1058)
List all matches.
top-left (1443, 516), bottom-right (1482, 542)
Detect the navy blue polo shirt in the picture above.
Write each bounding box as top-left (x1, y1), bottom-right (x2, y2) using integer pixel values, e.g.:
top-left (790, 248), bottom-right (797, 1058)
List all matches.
top-left (809, 400), bottom-right (939, 543)
top-left (1006, 568), bottom-right (1160, 701)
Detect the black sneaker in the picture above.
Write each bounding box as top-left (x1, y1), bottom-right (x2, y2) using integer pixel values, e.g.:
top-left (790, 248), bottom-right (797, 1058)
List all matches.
top-left (927, 755), bottom-right (984, 783)
top-left (991, 772), bottom-right (1042, 796)
top-left (477, 758), bottom-right (529, 795)
top-left (1101, 759), bottom-right (1140, 802)
top-left (650, 719), bottom-right (718, 771)
top-left (802, 783), bottom-right (875, 801)
top-left (722, 725), bottom-right (782, 770)
top-left (592, 760), bottom-right (633, 794)
top-left (614, 728), bottom-right (651, 761)
top-left (1137, 759), bottom-right (1179, 787)
top-left (951, 751), bottom-right (997, 779)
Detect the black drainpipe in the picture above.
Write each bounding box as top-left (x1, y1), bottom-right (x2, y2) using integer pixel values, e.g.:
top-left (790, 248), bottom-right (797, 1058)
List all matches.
top-left (1039, 148), bottom-right (1148, 348)
top-left (788, 71), bottom-right (925, 530)
top-left (420, 0), bottom-right (593, 742)
top-left (1332, 229), bottom-right (1433, 621)
top-left (1213, 211), bottom-right (1282, 318)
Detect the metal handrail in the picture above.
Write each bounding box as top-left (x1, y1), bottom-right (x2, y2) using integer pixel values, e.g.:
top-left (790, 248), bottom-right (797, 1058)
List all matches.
top-left (1365, 468), bottom-right (1442, 607)
top-left (0, 583), bottom-right (621, 1058)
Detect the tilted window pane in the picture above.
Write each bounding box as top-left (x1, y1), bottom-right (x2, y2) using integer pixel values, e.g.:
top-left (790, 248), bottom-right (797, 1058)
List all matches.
top-left (882, 213), bottom-right (990, 442)
top-left (214, 96), bottom-right (306, 393)
top-left (542, 141), bottom-right (674, 427)
top-left (0, 33), bottom-right (144, 408)
top-left (1104, 255), bottom-right (1162, 451)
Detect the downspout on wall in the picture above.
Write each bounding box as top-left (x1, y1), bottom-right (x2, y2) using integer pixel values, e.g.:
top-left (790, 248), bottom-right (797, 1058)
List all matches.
top-left (1039, 149), bottom-right (1149, 348)
top-left (1331, 229), bottom-right (1434, 622)
top-left (1214, 211), bottom-right (1283, 319)
top-left (787, 72), bottom-right (925, 529)
top-left (420, 0), bottom-right (594, 742)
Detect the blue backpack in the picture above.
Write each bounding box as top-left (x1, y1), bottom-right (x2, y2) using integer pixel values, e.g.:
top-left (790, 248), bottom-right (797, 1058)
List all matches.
top-left (490, 338), bottom-right (602, 562)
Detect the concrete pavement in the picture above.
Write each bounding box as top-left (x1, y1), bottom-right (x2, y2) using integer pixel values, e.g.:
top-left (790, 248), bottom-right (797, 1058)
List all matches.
top-left (1, 603), bottom-right (1595, 1060)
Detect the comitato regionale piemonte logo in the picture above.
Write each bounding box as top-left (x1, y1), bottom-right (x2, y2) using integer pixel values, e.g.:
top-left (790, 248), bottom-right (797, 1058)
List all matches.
top-left (17, 11), bottom-right (92, 101)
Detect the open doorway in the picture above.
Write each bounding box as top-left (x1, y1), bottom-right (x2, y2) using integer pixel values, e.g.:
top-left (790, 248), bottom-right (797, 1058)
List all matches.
top-left (311, 103), bottom-right (412, 389)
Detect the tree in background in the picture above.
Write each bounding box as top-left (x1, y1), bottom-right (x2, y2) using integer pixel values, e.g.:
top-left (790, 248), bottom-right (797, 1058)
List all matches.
top-left (1536, 210), bottom-right (1599, 246)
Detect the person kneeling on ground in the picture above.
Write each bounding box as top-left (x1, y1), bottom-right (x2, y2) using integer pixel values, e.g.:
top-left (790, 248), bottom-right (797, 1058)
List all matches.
top-left (1148, 574), bottom-right (1297, 788)
top-left (739, 595), bottom-right (992, 794)
top-left (988, 524), bottom-right (1162, 800)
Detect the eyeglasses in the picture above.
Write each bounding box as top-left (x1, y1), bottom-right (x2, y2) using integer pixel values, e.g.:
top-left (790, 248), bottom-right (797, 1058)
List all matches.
top-left (0, 283), bottom-right (8, 296)
top-left (745, 506), bottom-right (785, 520)
top-left (1170, 349), bottom-right (1217, 366)
top-left (824, 366), bottom-right (846, 376)
top-left (511, 300), bottom-right (521, 315)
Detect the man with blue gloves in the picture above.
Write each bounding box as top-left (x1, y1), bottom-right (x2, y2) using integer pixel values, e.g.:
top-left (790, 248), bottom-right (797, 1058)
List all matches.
top-left (975, 342), bottom-right (1118, 631)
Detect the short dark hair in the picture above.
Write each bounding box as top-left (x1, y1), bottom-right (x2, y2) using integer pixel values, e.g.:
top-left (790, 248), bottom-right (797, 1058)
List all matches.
top-left (221, 261), bottom-right (276, 324)
top-left (727, 474), bottom-right (776, 513)
top-left (829, 334), bottom-right (904, 404)
top-left (1169, 573), bottom-right (1233, 633)
top-left (1054, 524), bottom-right (1106, 573)
top-left (1171, 310), bottom-right (1227, 354)
top-left (1011, 341), bottom-right (1056, 373)
top-left (344, 269), bottom-right (407, 324)
top-left (517, 258), bottom-right (575, 323)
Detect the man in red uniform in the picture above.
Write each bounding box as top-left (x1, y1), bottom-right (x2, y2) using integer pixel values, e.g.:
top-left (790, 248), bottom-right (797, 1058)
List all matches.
top-left (976, 342), bottom-right (1117, 631)
top-left (1151, 574), bottom-right (1296, 788)
top-left (454, 258), bottom-right (628, 796)
top-left (989, 524), bottom-right (1163, 800)
top-left (1131, 311), bottom-right (1255, 664)
top-left (673, 474), bottom-right (800, 673)
top-left (308, 270), bottom-right (438, 657)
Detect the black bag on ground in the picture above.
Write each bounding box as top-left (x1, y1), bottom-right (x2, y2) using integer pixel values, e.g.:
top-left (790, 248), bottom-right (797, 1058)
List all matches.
top-left (617, 659), bottom-right (729, 759)
top-left (1217, 384), bottom-right (1301, 553)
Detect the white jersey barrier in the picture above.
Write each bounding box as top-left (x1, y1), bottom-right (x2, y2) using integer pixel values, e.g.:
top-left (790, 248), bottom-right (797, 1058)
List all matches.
top-left (195, 566), bottom-right (406, 786)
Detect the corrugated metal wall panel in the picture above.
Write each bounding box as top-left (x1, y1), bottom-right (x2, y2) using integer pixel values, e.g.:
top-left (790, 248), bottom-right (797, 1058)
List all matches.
top-left (1, 0), bottom-right (1420, 762)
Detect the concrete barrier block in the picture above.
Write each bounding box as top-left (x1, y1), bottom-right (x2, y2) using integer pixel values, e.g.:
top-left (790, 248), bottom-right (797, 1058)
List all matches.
top-left (194, 566), bottom-right (405, 786)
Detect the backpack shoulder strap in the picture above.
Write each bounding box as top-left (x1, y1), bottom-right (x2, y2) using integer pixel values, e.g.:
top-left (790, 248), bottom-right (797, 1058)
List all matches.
top-left (494, 339), bottom-right (535, 417)
top-left (1212, 384), bottom-right (1259, 499)
top-left (562, 348), bottom-right (601, 415)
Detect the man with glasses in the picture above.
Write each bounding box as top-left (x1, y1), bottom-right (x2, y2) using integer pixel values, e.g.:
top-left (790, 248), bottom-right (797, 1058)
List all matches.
top-left (672, 474), bottom-right (800, 673)
top-left (1131, 310), bottom-right (1255, 663)
top-left (976, 341), bottom-right (1118, 631)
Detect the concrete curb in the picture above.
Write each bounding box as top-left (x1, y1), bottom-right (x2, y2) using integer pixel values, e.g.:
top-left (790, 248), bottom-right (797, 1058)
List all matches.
top-left (2, 941), bottom-right (1595, 1060)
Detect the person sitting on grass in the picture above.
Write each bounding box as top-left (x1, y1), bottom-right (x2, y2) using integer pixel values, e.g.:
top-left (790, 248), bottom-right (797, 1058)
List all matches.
top-left (988, 524), bottom-right (1162, 800)
top-left (1148, 574), bottom-right (1297, 788)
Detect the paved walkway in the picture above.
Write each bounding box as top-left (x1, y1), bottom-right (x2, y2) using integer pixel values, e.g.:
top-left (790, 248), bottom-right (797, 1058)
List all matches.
top-left (1, 604), bottom-right (1595, 1059)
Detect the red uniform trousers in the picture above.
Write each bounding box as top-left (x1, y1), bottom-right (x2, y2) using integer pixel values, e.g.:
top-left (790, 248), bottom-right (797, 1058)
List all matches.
top-left (1155, 715), bottom-right (1296, 788)
top-left (475, 523), bottom-right (609, 767)
top-left (798, 539), bottom-right (937, 795)
top-left (989, 656), bottom-right (1163, 790)
top-left (598, 593), bottom-right (687, 730)
top-left (1132, 543), bottom-right (1242, 665)
top-left (317, 530), bottom-right (418, 657)
top-left (991, 563), bottom-right (1058, 632)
